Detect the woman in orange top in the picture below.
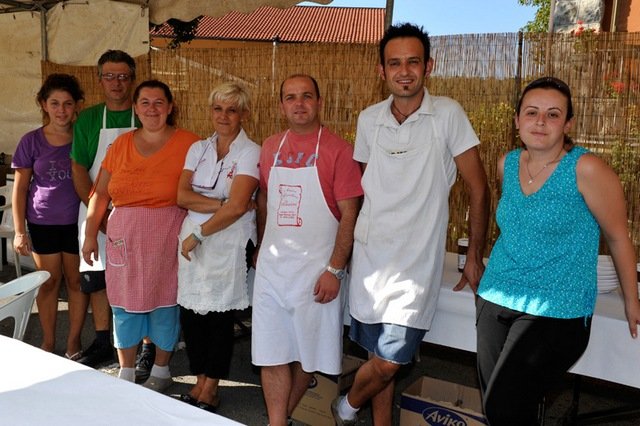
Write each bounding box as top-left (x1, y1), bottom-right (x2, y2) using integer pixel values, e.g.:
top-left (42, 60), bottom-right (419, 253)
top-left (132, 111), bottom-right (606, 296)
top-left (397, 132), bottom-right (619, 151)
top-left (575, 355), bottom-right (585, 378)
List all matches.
top-left (82, 80), bottom-right (199, 391)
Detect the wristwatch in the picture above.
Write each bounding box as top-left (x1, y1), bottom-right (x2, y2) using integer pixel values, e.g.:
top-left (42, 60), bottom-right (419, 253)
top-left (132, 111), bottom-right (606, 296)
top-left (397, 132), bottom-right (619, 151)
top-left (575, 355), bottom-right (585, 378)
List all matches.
top-left (326, 265), bottom-right (346, 280)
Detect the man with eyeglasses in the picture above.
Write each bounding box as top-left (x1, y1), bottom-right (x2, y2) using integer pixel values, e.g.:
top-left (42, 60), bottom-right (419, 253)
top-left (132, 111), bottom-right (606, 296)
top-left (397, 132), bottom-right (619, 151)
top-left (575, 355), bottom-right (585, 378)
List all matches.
top-left (70, 50), bottom-right (151, 370)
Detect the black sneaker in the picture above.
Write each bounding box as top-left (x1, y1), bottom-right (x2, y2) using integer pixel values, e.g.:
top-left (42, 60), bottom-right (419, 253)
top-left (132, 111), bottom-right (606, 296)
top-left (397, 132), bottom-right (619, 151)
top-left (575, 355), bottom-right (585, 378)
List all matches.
top-left (135, 345), bottom-right (155, 382)
top-left (77, 339), bottom-right (115, 367)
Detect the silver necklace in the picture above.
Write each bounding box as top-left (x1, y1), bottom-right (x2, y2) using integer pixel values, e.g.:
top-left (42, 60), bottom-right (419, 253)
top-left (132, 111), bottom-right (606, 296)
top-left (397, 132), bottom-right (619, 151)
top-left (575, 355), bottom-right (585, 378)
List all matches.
top-left (525, 150), bottom-right (564, 185)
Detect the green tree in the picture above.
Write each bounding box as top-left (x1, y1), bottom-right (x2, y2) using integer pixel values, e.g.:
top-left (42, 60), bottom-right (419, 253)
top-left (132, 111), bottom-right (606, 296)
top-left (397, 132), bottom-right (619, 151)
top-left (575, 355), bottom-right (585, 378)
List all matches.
top-left (519, 0), bottom-right (551, 32)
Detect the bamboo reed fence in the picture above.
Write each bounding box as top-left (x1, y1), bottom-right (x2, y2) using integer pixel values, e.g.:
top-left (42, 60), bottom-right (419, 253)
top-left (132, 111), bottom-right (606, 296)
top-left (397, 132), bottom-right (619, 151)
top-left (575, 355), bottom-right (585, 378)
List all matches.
top-left (42, 31), bottom-right (640, 255)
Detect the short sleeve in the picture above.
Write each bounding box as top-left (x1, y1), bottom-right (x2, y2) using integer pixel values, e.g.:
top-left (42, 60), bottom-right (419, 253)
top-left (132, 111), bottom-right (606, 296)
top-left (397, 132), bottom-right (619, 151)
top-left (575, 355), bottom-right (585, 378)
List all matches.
top-left (442, 99), bottom-right (480, 158)
top-left (12, 129), bottom-right (39, 169)
top-left (101, 133), bottom-right (127, 174)
top-left (333, 143), bottom-right (363, 201)
top-left (183, 140), bottom-right (206, 171)
top-left (353, 112), bottom-right (371, 164)
top-left (258, 136), bottom-right (277, 192)
top-left (235, 143), bottom-right (260, 180)
top-left (71, 110), bottom-right (93, 168)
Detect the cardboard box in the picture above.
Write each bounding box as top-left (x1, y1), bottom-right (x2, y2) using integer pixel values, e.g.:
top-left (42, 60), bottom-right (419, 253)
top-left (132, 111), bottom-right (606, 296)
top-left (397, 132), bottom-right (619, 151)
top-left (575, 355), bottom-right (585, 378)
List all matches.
top-left (292, 355), bottom-right (365, 426)
top-left (400, 376), bottom-right (488, 426)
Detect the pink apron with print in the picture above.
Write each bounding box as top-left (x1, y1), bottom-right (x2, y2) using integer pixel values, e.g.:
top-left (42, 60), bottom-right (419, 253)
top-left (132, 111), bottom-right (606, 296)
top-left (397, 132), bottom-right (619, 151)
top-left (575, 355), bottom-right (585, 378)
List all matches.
top-left (105, 205), bottom-right (186, 313)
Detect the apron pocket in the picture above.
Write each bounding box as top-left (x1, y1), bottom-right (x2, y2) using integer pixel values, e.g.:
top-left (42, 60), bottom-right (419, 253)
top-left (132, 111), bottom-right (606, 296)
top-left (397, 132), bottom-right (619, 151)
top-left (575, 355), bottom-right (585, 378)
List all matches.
top-left (107, 237), bottom-right (127, 267)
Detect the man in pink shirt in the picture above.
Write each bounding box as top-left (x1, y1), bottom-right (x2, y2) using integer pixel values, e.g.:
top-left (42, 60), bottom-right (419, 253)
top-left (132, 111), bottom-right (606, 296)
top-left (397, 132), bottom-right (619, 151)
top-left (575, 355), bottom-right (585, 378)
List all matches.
top-left (252, 74), bottom-right (363, 426)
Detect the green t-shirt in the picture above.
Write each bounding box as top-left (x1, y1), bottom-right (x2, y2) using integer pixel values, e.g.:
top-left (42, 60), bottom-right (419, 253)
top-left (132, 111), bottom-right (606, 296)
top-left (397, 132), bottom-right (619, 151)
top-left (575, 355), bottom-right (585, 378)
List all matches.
top-left (71, 103), bottom-right (140, 169)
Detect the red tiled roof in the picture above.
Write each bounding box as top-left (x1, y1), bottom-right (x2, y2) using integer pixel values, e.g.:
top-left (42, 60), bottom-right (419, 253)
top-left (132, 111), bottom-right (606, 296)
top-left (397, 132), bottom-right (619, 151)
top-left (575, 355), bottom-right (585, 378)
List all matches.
top-left (150, 6), bottom-right (385, 44)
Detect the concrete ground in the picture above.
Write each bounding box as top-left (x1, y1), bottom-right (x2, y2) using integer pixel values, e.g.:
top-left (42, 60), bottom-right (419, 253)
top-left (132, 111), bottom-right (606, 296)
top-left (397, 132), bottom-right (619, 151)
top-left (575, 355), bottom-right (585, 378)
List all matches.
top-left (3, 265), bottom-right (640, 425)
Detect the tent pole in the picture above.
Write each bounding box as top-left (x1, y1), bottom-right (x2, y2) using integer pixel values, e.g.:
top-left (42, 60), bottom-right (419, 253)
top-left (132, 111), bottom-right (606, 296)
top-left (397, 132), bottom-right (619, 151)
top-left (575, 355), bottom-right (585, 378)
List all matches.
top-left (385, 0), bottom-right (393, 29)
top-left (545, 0), bottom-right (556, 71)
top-left (38, 4), bottom-right (48, 61)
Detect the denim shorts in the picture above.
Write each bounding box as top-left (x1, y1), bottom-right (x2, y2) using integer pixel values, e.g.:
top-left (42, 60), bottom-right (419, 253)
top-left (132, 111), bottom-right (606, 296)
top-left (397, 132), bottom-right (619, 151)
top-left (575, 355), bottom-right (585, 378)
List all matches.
top-left (349, 317), bottom-right (426, 364)
top-left (112, 306), bottom-right (180, 352)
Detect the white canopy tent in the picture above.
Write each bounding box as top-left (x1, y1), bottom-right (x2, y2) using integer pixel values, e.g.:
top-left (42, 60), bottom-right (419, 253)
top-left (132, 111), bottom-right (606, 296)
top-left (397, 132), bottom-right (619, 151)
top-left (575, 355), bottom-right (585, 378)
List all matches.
top-left (0, 0), bottom-right (330, 153)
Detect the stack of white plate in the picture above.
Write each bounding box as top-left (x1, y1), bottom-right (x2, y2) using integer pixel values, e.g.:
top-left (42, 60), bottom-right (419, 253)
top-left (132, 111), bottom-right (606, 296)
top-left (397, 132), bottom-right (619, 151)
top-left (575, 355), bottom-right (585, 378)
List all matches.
top-left (597, 255), bottom-right (619, 293)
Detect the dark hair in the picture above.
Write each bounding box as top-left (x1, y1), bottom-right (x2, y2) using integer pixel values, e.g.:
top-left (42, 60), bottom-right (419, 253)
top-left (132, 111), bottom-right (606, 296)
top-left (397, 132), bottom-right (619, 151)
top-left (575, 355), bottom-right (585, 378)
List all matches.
top-left (379, 23), bottom-right (430, 65)
top-left (36, 73), bottom-right (85, 122)
top-left (517, 76), bottom-right (574, 147)
top-left (279, 74), bottom-right (320, 101)
top-left (97, 50), bottom-right (136, 80)
top-left (133, 79), bottom-right (177, 126)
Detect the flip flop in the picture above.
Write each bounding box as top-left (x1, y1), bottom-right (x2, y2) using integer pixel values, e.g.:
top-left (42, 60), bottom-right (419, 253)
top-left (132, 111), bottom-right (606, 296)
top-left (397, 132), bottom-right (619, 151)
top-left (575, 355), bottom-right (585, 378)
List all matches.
top-left (64, 351), bottom-right (83, 361)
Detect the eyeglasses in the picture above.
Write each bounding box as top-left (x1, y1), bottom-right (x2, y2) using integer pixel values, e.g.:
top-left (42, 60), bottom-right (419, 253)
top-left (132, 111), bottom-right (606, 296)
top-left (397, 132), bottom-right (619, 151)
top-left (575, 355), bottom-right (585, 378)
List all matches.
top-left (193, 159), bottom-right (225, 191)
top-left (101, 73), bottom-right (131, 82)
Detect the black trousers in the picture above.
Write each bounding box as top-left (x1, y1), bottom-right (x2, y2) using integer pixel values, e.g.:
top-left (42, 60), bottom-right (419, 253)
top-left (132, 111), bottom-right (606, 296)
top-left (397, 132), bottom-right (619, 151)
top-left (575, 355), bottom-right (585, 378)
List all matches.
top-left (476, 297), bottom-right (591, 426)
top-left (180, 307), bottom-right (236, 379)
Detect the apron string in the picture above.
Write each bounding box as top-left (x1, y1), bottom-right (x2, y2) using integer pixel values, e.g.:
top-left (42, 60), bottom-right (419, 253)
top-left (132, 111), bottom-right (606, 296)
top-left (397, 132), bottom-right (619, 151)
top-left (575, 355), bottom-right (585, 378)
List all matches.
top-left (101, 105), bottom-right (136, 129)
top-left (275, 127), bottom-right (323, 167)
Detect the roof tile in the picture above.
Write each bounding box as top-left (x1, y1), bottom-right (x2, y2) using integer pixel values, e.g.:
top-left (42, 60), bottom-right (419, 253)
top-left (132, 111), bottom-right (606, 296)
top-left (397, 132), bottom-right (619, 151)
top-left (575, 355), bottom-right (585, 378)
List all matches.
top-left (150, 6), bottom-right (385, 44)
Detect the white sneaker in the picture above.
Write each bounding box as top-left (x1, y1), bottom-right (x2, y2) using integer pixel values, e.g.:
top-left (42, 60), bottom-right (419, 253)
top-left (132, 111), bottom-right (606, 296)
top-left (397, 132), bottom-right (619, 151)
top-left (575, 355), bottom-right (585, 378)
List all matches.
top-left (331, 397), bottom-right (357, 426)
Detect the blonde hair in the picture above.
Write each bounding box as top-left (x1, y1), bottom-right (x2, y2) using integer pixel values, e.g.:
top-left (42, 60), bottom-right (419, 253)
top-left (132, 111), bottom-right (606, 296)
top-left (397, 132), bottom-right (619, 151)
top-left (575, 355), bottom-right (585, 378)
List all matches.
top-left (207, 82), bottom-right (251, 113)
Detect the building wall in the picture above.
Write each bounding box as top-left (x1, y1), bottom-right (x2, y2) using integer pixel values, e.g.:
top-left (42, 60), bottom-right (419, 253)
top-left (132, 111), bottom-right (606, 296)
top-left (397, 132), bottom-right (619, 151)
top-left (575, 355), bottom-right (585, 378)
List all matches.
top-left (627, 0), bottom-right (640, 30)
top-left (603, 0), bottom-right (640, 31)
top-left (554, 0), bottom-right (605, 32)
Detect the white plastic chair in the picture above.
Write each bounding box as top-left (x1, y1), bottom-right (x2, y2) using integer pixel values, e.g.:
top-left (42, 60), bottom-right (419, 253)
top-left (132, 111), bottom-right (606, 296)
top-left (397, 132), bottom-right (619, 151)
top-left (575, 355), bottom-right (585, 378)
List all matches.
top-left (0, 184), bottom-right (21, 277)
top-left (0, 270), bottom-right (50, 340)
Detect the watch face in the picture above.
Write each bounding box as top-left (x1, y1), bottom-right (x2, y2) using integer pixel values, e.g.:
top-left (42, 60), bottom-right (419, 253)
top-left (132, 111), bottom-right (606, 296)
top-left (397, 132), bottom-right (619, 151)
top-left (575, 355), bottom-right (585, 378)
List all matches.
top-left (327, 266), bottom-right (345, 280)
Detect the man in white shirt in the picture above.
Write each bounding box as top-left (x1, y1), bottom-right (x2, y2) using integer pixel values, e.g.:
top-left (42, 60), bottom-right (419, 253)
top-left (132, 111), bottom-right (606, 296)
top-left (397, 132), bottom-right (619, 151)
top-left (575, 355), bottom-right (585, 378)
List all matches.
top-left (332, 23), bottom-right (489, 425)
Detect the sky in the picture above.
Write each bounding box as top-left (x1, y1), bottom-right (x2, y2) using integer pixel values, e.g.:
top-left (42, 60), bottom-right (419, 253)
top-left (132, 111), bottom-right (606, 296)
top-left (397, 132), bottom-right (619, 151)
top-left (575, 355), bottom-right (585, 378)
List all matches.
top-left (299, 0), bottom-right (538, 35)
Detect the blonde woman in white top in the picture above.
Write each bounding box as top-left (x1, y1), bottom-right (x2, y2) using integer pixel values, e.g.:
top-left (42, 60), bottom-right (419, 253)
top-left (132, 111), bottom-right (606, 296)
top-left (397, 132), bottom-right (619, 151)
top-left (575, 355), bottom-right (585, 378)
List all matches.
top-left (175, 82), bottom-right (260, 413)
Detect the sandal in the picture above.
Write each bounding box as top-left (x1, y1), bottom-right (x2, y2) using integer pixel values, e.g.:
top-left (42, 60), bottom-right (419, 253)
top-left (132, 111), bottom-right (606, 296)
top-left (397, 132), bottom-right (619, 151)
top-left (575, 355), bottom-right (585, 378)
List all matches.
top-left (174, 394), bottom-right (198, 406)
top-left (196, 401), bottom-right (218, 413)
top-left (196, 395), bottom-right (220, 413)
top-left (64, 351), bottom-right (83, 361)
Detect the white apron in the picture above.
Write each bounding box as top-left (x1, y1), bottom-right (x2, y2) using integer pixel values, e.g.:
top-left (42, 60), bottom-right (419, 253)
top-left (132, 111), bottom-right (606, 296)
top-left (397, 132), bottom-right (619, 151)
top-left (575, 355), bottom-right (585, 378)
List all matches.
top-left (79, 107), bottom-right (136, 272)
top-left (177, 216), bottom-right (250, 314)
top-left (349, 110), bottom-right (450, 330)
top-left (252, 128), bottom-right (343, 374)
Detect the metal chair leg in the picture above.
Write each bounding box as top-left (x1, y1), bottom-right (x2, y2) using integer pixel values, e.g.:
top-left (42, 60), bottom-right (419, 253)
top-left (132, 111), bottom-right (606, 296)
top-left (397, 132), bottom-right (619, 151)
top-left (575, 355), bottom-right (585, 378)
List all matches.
top-left (14, 252), bottom-right (21, 277)
top-left (538, 396), bottom-right (546, 426)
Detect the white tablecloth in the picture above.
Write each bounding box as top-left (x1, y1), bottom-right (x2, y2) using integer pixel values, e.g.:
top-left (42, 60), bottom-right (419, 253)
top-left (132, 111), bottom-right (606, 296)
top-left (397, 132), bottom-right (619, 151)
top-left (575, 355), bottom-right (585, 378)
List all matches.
top-left (424, 253), bottom-right (640, 389)
top-left (0, 335), bottom-right (243, 426)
